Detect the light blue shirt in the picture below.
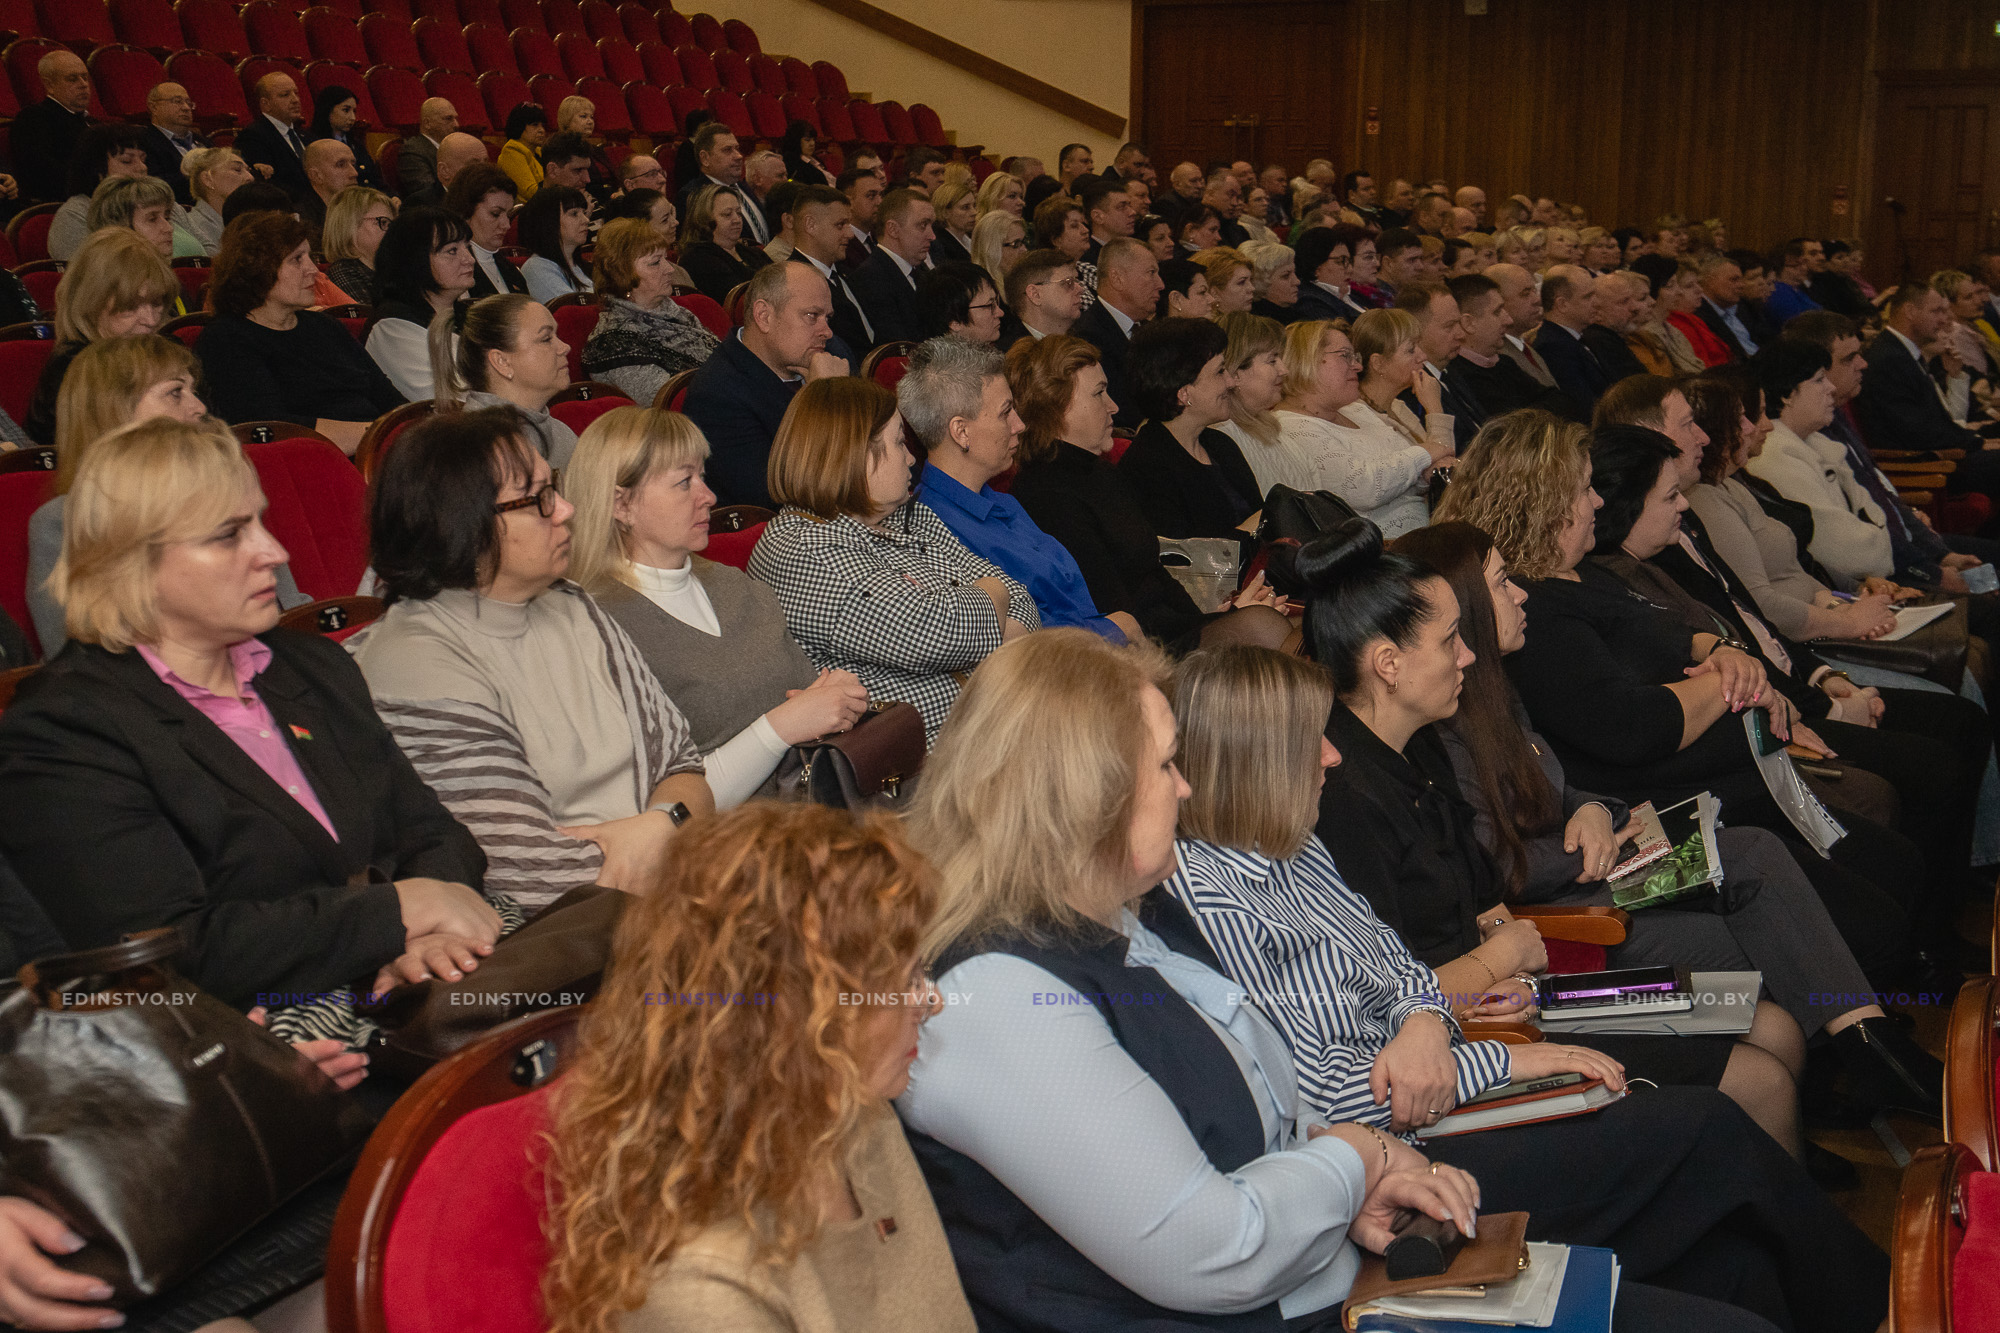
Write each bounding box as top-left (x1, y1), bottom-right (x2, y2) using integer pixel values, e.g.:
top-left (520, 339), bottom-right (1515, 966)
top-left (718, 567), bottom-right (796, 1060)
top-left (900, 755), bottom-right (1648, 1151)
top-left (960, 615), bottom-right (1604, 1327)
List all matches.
top-left (1706, 297), bottom-right (1759, 355)
top-left (897, 911), bottom-right (1367, 1319)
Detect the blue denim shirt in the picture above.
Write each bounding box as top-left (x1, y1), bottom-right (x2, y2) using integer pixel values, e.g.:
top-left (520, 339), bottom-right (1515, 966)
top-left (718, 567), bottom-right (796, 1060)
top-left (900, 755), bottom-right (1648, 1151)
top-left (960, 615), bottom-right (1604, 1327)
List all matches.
top-left (919, 462), bottom-right (1126, 641)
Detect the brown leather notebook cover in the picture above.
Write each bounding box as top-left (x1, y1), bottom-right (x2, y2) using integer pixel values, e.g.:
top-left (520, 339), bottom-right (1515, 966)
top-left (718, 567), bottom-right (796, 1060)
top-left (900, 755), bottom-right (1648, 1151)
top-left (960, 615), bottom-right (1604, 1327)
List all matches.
top-left (1343, 1210), bottom-right (1531, 1312)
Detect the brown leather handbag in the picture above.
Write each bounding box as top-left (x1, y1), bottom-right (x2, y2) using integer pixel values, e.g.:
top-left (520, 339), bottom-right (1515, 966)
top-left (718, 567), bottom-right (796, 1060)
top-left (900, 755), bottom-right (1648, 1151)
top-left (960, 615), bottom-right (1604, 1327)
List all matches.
top-left (362, 885), bottom-right (628, 1081)
top-left (1813, 596), bottom-right (1969, 692)
top-left (794, 699), bottom-right (926, 809)
top-left (0, 928), bottom-right (372, 1304)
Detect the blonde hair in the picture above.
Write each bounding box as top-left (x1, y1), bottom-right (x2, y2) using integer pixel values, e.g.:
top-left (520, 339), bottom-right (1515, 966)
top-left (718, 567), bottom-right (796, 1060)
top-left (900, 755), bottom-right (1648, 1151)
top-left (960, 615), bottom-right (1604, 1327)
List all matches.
top-left (1279, 318), bottom-right (1342, 399)
top-left (975, 170), bottom-right (1021, 217)
top-left (1172, 646), bottom-right (1333, 859)
top-left (929, 179), bottom-right (974, 224)
top-left (182, 146), bottom-right (244, 205)
top-left (1433, 408), bottom-right (1591, 579)
top-left (677, 183), bottom-right (731, 249)
top-left (909, 629), bottom-right (1174, 959)
top-left (1240, 239), bottom-right (1295, 298)
top-left (1192, 245), bottom-right (1249, 291)
top-left (564, 406), bottom-right (711, 593)
top-left (56, 417), bottom-right (257, 651)
top-left (428, 293), bottom-right (543, 410)
top-left (1218, 310), bottom-right (1283, 447)
top-left (322, 185), bottom-right (394, 262)
top-left (1494, 226), bottom-right (1544, 264)
top-left (543, 804), bottom-right (934, 1333)
top-left (1350, 307), bottom-right (1419, 382)
top-left (1932, 269), bottom-right (1976, 302)
top-left (940, 161), bottom-right (973, 193)
top-left (87, 174), bottom-right (174, 233)
top-left (969, 210), bottom-right (1023, 293)
top-left (592, 217), bottom-right (668, 298)
top-left (556, 95), bottom-right (595, 132)
top-left (55, 228), bottom-right (176, 344)
top-left (52, 334), bottom-right (197, 489)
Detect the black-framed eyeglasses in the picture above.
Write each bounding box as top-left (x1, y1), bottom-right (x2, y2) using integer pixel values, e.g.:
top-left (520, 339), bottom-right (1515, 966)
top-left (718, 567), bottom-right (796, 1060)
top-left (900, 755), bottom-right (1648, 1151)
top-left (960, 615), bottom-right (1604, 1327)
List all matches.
top-left (967, 301), bottom-right (1000, 315)
top-left (495, 471), bottom-right (562, 517)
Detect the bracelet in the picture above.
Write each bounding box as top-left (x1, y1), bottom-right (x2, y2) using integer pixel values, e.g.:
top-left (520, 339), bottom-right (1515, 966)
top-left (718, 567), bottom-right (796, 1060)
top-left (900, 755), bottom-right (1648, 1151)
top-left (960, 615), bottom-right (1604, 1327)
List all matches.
top-left (1469, 955), bottom-right (1497, 987)
top-left (1364, 1124), bottom-right (1391, 1176)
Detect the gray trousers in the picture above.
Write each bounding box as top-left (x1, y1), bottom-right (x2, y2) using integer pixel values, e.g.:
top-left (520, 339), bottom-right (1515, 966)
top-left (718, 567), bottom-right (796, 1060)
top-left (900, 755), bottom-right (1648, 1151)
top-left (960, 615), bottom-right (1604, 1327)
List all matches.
top-left (1583, 825), bottom-right (1875, 1037)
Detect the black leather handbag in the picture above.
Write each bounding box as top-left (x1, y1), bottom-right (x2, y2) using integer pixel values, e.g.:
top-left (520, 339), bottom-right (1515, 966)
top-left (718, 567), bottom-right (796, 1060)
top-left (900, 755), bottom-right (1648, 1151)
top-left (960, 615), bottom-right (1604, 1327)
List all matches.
top-left (1813, 596), bottom-right (1969, 692)
top-left (1254, 485), bottom-right (1360, 597)
top-left (0, 929), bottom-right (372, 1304)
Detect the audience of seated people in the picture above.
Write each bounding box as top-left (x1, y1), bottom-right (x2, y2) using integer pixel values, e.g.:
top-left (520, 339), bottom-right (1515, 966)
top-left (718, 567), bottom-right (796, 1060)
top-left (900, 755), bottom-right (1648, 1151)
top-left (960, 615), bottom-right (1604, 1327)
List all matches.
top-left (6, 62), bottom-right (2000, 1328)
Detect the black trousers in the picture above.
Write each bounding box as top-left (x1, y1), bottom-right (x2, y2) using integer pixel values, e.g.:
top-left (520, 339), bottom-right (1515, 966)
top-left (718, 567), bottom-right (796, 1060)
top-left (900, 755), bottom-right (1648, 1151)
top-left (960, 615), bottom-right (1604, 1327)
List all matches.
top-left (1427, 1086), bottom-right (1888, 1333)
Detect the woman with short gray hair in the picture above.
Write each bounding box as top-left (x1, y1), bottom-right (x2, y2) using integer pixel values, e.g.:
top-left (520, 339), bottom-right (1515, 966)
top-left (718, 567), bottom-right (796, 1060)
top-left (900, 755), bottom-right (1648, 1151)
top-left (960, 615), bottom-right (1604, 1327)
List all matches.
top-left (904, 337), bottom-right (1137, 644)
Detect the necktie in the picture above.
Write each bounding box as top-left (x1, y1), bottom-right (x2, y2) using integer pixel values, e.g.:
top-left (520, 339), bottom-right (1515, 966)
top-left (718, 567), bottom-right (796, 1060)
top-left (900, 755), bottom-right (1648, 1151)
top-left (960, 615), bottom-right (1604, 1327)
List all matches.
top-left (287, 126), bottom-right (306, 158)
top-left (735, 186), bottom-right (768, 244)
top-left (827, 262), bottom-right (872, 343)
top-left (1519, 340), bottom-right (1549, 377)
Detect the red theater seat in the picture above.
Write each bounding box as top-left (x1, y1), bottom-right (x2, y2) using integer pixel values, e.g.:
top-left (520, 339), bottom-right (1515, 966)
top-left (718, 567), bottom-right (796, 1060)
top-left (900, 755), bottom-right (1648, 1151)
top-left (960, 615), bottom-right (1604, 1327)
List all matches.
top-left (636, 39), bottom-right (678, 87)
top-left (574, 76), bottom-right (627, 134)
top-left (780, 95), bottom-right (818, 135)
top-left (705, 89), bottom-right (751, 138)
top-left (366, 63), bottom-right (425, 130)
top-left (595, 35), bottom-right (641, 83)
top-left (413, 16), bottom-right (473, 75)
top-left (623, 82), bottom-right (670, 134)
top-left (242, 1), bottom-right (311, 62)
top-left (673, 42), bottom-right (716, 91)
top-left (165, 48), bottom-right (249, 126)
top-left (302, 5), bottom-right (368, 65)
top-left (38, 0), bottom-right (117, 53)
top-left (713, 47), bottom-right (750, 95)
top-left (688, 10), bottom-right (723, 51)
top-left (721, 16), bottom-right (758, 54)
top-left (498, 0), bottom-right (541, 33)
top-left (510, 27), bottom-right (560, 78)
top-left (360, 12), bottom-right (422, 70)
top-left (555, 29), bottom-right (603, 80)
top-left (744, 89), bottom-right (783, 138)
top-left (847, 98), bottom-right (885, 144)
top-left (235, 56), bottom-right (306, 110)
top-left (747, 52), bottom-right (783, 97)
top-left (465, 23), bottom-right (518, 77)
top-left (89, 44), bottom-right (168, 122)
top-left (244, 433), bottom-right (370, 599)
top-left (879, 99), bottom-right (916, 147)
top-left (815, 95), bottom-right (854, 144)
top-left (579, 0), bottom-right (619, 40)
top-left (529, 73), bottom-right (576, 118)
top-left (615, 1), bottom-right (656, 45)
top-left (811, 59), bottom-right (848, 103)
top-left (910, 102), bottom-right (948, 149)
top-left (549, 295), bottom-right (598, 380)
top-left (538, 0), bottom-right (582, 36)
top-left (779, 55), bottom-right (813, 98)
top-left (425, 70), bottom-right (486, 132)
top-left (656, 7), bottom-right (689, 47)
top-left (546, 380), bottom-right (631, 435)
top-left (110, 0), bottom-right (182, 53)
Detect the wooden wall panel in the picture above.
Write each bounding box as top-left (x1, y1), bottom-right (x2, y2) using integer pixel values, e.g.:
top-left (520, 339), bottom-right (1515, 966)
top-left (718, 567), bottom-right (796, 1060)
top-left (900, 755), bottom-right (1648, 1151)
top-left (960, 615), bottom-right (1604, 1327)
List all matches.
top-left (1137, 0), bottom-right (1875, 250)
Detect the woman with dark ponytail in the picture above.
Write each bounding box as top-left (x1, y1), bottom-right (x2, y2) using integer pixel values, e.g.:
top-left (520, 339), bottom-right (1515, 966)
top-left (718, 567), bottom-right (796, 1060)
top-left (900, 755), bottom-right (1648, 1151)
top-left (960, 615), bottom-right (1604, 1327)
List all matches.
top-left (365, 205), bottom-right (476, 401)
top-left (427, 292), bottom-right (579, 467)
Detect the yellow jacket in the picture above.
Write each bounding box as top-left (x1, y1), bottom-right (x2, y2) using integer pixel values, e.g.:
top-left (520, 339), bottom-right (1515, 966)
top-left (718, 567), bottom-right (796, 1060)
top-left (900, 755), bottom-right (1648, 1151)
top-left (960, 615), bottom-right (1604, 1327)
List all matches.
top-left (498, 138), bottom-right (544, 201)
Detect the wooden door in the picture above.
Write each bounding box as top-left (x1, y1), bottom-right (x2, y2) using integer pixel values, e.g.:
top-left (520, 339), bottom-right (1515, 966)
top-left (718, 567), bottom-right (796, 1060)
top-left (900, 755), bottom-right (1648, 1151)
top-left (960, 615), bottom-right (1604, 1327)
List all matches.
top-left (1138, 1), bottom-right (1342, 175)
top-left (1871, 75), bottom-right (2000, 287)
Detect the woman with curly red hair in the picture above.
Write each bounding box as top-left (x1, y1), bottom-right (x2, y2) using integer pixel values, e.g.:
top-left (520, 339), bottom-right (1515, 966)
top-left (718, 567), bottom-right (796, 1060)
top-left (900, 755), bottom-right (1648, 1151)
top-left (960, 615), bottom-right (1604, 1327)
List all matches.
top-left (542, 801), bottom-right (973, 1333)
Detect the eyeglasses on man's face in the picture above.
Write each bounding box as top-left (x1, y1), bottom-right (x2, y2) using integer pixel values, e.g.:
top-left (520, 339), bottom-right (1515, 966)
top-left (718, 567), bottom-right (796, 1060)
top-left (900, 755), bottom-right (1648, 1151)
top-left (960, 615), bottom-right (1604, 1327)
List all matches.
top-left (495, 470), bottom-right (563, 517)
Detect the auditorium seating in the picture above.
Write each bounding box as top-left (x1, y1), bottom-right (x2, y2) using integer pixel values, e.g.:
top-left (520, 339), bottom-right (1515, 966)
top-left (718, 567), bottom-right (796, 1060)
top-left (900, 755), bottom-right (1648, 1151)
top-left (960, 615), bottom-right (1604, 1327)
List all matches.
top-left (244, 431), bottom-right (370, 599)
top-left (546, 379), bottom-right (630, 435)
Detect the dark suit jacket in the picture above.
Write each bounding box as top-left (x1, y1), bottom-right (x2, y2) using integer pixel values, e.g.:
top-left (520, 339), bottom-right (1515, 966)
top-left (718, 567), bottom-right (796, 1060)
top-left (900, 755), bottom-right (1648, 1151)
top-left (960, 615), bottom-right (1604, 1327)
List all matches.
top-left (1398, 364), bottom-right (1484, 451)
top-left (11, 99), bottom-right (91, 204)
top-left (1532, 320), bottom-right (1612, 408)
top-left (470, 250), bottom-right (530, 299)
top-left (1581, 324), bottom-right (1648, 386)
top-left (140, 125), bottom-right (208, 206)
top-left (848, 247), bottom-right (925, 348)
top-left (396, 133), bottom-right (440, 203)
top-left (1693, 299), bottom-right (1752, 362)
top-left (929, 230), bottom-right (972, 266)
top-left (679, 330), bottom-right (802, 508)
top-left (234, 114), bottom-right (314, 203)
top-left (1449, 352), bottom-right (1584, 424)
top-left (1069, 299), bottom-right (1139, 429)
top-left (680, 240), bottom-right (767, 305)
top-left (0, 632), bottom-right (485, 1006)
top-left (1292, 281), bottom-right (1365, 325)
top-left (1118, 419), bottom-right (1262, 542)
top-left (1855, 330), bottom-right (1983, 456)
top-left (789, 251), bottom-right (872, 361)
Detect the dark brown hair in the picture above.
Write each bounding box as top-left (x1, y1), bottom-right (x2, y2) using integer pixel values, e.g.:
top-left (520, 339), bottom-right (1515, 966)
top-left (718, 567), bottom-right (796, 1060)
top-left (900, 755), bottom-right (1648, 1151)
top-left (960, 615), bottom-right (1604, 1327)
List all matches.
top-left (210, 212), bottom-right (313, 317)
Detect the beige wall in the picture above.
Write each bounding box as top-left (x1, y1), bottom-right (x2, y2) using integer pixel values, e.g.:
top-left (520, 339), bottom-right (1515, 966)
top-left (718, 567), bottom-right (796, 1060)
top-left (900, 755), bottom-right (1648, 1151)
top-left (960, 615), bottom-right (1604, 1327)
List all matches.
top-left (699, 0), bottom-right (1131, 163)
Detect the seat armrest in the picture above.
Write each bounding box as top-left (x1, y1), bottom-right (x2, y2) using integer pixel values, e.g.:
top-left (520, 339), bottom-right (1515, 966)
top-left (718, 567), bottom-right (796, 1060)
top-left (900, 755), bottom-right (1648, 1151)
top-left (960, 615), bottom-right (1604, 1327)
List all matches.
top-left (1461, 1020), bottom-right (1543, 1045)
top-left (1513, 905), bottom-right (1630, 945)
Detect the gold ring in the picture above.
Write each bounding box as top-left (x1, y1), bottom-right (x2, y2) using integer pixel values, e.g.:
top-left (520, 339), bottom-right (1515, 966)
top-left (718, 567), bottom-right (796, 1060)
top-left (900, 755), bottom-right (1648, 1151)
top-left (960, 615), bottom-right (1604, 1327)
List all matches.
top-left (1429, 1162), bottom-right (1440, 1174)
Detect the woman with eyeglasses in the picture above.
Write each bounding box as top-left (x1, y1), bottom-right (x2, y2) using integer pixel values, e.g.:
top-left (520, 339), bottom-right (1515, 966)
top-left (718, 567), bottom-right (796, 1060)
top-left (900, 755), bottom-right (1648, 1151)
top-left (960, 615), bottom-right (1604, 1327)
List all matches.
top-left (351, 407), bottom-right (714, 908)
top-left (970, 210), bottom-right (1027, 299)
top-left (917, 263), bottom-right (1004, 346)
top-left (321, 185), bottom-right (395, 307)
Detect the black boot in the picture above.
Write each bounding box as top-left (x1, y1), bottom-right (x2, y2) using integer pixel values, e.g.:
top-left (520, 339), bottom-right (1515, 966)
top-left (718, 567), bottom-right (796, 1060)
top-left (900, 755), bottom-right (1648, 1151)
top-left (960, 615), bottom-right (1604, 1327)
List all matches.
top-left (1831, 1017), bottom-right (1944, 1122)
top-left (1804, 1140), bottom-right (1861, 1191)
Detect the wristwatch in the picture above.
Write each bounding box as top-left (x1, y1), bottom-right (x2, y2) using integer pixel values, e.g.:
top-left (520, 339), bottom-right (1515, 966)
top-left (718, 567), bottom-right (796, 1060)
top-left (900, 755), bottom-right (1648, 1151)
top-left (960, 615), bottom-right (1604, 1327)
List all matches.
top-left (1710, 637), bottom-right (1754, 657)
top-left (648, 800), bottom-right (693, 827)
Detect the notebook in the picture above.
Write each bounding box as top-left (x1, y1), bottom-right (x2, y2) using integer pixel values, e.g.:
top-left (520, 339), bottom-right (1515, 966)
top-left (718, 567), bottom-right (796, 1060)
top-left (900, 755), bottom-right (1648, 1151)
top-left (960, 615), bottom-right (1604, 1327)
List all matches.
top-left (1349, 1243), bottom-right (1618, 1331)
top-left (1539, 971), bottom-right (1761, 1037)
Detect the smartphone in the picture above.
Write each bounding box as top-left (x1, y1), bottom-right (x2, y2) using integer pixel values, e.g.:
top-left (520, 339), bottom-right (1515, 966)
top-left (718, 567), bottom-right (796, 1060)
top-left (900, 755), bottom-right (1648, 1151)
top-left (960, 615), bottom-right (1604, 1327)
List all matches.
top-left (1537, 965), bottom-right (1687, 1012)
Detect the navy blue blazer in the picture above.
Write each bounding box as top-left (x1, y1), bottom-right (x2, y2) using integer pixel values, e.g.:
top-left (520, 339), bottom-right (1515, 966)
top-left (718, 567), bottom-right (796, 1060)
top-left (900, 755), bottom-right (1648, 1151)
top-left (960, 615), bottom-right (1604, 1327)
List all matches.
top-left (1291, 281), bottom-right (1365, 325)
top-left (679, 331), bottom-right (803, 508)
top-left (846, 247), bottom-right (925, 348)
top-left (1582, 324), bottom-right (1648, 385)
top-left (1532, 320), bottom-right (1612, 408)
top-left (1070, 299), bottom-right (1140, 429)
top-left (1855, 330), bottom-right (1982, 456)
top-left (140, 125), bottom-right (207, 206)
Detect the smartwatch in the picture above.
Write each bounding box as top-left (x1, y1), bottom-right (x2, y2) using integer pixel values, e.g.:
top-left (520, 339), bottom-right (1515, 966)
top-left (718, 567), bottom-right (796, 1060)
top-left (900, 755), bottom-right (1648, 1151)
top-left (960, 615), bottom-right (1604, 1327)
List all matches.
top-left (649, 800), bottom-right (692, 827)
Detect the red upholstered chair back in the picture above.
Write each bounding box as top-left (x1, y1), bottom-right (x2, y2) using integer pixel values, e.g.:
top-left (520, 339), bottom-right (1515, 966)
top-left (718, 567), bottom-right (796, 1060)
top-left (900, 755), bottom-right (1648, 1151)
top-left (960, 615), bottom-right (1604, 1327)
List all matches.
top-left (6, 203), bottom-right (57, 264)
top-left (1955, 1168), bottom-right (2000, 1333)
top-left (546, 381), bottom-right (632, 436)
top-left (244, 434), bottom-right (369, 600)
top-left (1541, 939), bottom-right (1607, 973)
top-left (0, 332), bottom-right (53, 427)
top-left (550, 297), bottom-right (600, 381)
top-left (326, 1008), bottom-right (584, 1333)
top-left (704, 520), bottom-right (763, 571)
top-left (0, 469), bottom-right (51, 660)
top-left (671, 292), bottom-right (729, 338)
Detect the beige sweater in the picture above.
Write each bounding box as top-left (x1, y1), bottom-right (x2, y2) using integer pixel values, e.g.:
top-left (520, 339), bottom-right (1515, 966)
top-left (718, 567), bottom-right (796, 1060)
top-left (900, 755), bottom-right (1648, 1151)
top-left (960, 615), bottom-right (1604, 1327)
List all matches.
top-left (619, 1107), bottom-right (975, 1333)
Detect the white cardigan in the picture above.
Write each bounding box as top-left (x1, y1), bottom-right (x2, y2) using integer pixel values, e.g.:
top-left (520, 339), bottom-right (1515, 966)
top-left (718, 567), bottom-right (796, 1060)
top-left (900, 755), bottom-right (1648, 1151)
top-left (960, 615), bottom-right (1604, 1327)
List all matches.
top-left (1743, 421), bottom-right (1893, 586)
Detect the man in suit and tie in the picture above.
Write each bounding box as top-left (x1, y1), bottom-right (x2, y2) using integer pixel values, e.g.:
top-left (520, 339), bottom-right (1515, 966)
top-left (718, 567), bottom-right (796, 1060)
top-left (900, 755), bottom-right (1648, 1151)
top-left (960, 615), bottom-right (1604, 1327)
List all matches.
top-left (1485, 263), bottom-right (1562, 396)
top-left (447, 163), bottom-right (530, 298)
top-left (12, 50), bottom-right (93, 204)
top-left (847, 187), bottom-right (935, 348)
top-left (1446, 272), bottom-right (1579, 425)
top-left (1856, 280), bottom-right (2000, 501)
top-left (787, 184), bottom-right (870, 366)
top-left (296, 139), bottom-right (358, 239)
top-left (1394, 282), bottom-right (1481, 450)
top-left (139, 83), bottom-right (207, 206)
top-left (676, 122), bottom-right (770, 249)
top-left (999, 248), bottom-right (1085, 346)
top-left (1532, 265), bottom-right (1614, 410)
top-left (233, 73), bottom-right (315, 205)
top-left (836, 167), bottom-right (882, 270)
top-left (1057, 143), bottom-right (1094, 192)
top-left (1069, 238), bottom-right (1162, 430)
top-left (1581, 270), bottom-right (1650, 385)
top-left (1694, 253), bottom-right (1758, 361)
top-left (397, 98), bottom-right (458, 205)
top-left (682, 262), bottom-right (849, 508)
top-left (1200, 168), bottom-right (1249, 248)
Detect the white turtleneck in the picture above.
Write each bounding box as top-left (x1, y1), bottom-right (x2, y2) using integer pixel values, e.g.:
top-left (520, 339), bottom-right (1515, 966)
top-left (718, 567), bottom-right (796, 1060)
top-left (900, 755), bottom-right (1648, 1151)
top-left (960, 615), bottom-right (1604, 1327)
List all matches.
top-left (632, 560), bottom-right (788, 806)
